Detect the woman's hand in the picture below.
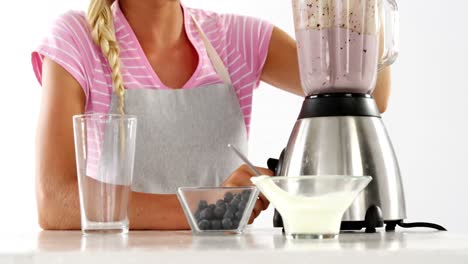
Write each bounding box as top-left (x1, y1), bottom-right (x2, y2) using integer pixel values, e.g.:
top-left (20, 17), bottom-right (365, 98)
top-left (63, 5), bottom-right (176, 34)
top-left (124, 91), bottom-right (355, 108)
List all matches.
top-left (223, 165), bottom-right (274, 223)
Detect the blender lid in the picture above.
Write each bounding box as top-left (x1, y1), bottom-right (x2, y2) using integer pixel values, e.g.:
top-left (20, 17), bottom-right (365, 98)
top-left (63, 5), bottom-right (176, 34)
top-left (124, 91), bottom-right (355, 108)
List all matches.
top-left (298, 93), bottom-right (381, 119)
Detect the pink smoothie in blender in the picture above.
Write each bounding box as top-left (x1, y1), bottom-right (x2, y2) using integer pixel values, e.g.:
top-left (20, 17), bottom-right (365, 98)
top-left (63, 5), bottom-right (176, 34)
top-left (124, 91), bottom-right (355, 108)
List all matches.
top-left (293, 0), bottom-right (396, 95)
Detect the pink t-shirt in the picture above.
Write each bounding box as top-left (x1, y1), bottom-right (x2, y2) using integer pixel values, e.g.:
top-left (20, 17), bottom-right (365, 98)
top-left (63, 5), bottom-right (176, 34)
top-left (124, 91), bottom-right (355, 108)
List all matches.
top-left (32, 2), bottom-right (274, 132)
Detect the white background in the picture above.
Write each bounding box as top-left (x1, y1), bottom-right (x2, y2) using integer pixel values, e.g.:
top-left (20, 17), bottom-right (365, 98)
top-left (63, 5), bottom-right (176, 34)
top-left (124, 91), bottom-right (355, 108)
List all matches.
top-left (0, 0), bottom-right (467, 233)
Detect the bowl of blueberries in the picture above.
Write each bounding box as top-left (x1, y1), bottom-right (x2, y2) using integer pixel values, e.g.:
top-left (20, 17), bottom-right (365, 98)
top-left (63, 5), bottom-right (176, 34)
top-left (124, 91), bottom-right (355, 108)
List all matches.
top-left (177, 186), bottom-right (260, 235)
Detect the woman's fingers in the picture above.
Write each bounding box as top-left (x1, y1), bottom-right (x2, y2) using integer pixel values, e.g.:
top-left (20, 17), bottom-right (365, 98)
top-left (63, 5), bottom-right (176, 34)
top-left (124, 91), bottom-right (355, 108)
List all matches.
top-left (223, 164), bottom-right (273, 187)
top-left (256, 167), bottom-right (274, 176)
top-left (222, 164), bottom-right (274, 225)
top-left (222, 166), bottom-right (251, 187)
top-left (248, 210), bottom-right (255, 224)
top-left (249, 207), bottom-right (260, 224)
top-left (254, 194), bottom-right (269, 211)
top-left (248, 199), bottom-right (267, 224)
top-left (254, 199), bottom-right (264, 214)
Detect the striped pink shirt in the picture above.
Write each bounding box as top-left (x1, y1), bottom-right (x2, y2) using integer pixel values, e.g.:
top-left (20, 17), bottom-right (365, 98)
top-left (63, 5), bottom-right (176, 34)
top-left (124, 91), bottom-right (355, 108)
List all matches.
top-left (32, 2), bottom-right (274, 133)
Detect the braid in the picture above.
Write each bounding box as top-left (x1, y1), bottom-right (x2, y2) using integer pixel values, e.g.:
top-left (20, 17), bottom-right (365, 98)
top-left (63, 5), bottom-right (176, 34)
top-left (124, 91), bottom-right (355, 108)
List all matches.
top-left (87, 0), bottom-right (125, 114)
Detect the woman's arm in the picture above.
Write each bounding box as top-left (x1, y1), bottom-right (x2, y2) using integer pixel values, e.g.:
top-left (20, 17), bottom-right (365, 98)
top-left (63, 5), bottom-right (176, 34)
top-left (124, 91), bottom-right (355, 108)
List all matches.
top-left (260, 27), bottom-right (303, 96)
top-left (260, 27), bottom-right (391, 112)
top-left (37, 58), bottom-right (188, 230)
top-left (372, 67), bottom-right (391, 113)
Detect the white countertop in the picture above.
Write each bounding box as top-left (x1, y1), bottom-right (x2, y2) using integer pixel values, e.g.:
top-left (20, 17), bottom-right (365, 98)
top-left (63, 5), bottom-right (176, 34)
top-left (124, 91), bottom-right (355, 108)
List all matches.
top-left (2, 228), bottom-right (468, 264)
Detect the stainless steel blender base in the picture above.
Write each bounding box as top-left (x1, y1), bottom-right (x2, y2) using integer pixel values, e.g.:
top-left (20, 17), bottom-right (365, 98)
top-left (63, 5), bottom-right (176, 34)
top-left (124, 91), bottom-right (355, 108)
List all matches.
top-left (279, 115), bottom-right (407, 222)
top-left (269, 94), bottom-right (447, 233)
top-left (268, 95), bottom-right (407, 232)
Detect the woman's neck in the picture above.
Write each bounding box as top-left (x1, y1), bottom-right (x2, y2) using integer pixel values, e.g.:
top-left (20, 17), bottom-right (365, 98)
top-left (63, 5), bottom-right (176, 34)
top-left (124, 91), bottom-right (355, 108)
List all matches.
top-left (119, 0), bottom-right (184, 50)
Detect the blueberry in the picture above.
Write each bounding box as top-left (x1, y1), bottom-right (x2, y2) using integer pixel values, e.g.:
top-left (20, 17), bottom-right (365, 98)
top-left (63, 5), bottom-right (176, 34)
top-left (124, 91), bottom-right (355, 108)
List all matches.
top-left (224, 209), bottom-right (235, 219)
top-left (224, 192), bottom-right (234, 203)
top-left (235, 211), bottom-right (243, 220)
top-left (238, 201), bottom-right (247, 212)
top-left (216, 199), bottom-right (226, 207)
top-left (232, 219), bottom-right (240, 229)
top-left (214, 206), bottom-right (226, 219)
top-left (200, 207), bottom-right (214, 220)
top-left (198, 219), bottom-right (211, 230)
top-left (241, 190), bottom-right (251, 201)
top-left (222, 218), bottom-right (233, 229)
top-left (230, 198), bottom-right (240, 208)
top-left (198, 200), bottom-right (208, 210)
top-left (242, 189), bottom-right (251, 196)
top-left (194, 210), bottom-right (201, 221)
top-left (234, 193), bottom-right (242, 201)
top-left (211, 220), bottom-right (222, 230)
top-left (225, 204), bottom-right (236, 212)
top-left (241, 199), bottom-right (248, 206)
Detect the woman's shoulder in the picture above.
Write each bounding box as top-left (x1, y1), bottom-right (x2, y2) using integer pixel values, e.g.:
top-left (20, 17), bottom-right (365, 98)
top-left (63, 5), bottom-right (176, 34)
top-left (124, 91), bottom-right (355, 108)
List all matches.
top-left (46, 10), bottom-right (93, 43)
top-left (186, 6), bottom-right (273, 35)
top-left (185, 6), bottom-right (220, 26)
top-left (185, 7), bottom-right (250, 27)
top-left (39, 10), bottom-right (97, 58)
top-left (56, 10), bottom-right (87, 23)
top-left (32, 10), bottom-right (101, 102)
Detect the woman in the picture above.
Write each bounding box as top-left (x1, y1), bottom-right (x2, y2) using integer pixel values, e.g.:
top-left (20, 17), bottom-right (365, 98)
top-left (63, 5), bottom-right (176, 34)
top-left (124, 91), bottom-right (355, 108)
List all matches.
top-left (32, 0), bottom-right (391, 230)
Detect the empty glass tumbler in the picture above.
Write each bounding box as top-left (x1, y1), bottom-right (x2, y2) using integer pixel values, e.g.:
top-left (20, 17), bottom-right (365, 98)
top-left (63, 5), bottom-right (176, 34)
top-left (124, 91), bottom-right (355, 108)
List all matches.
top-left (73, 114), bottom-right (137, 234)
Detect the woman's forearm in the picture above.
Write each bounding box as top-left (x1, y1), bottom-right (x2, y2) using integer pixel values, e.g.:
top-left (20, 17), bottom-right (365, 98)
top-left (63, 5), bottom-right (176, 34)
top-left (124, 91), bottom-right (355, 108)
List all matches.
top-left (129, 192), bottom-right (188, 230)
top-left (261, 27), bottom-right (304, 96)
top-left (82, 176), bottom-right (189, 230)
top-left (36, 178), bottom-right (81, 230)
top-left (372, 20), bottom-right (392, 113)
top-left (38, 178), bottom-right (189, 230)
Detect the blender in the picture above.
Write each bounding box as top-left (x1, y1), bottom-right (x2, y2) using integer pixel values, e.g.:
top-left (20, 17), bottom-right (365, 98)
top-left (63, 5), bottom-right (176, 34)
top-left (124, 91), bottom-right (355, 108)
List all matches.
top-left (268, 0), bottom-right (446, 232)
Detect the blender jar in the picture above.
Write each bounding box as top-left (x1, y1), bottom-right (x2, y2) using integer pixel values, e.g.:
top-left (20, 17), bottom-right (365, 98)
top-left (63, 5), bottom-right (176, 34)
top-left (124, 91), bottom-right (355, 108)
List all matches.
top-left (293, 0), bottom-right (399, 96)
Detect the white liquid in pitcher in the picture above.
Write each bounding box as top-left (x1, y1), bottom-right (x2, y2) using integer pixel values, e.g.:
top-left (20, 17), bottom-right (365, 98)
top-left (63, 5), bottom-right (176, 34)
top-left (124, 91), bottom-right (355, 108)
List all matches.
top-left (251, 176), bottom-right (357, 236)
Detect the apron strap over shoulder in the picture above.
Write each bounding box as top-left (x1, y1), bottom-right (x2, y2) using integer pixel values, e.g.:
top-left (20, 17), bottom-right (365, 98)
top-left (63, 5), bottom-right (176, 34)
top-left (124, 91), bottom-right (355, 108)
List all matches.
top-left (190, 13), bottom-right (233, 86)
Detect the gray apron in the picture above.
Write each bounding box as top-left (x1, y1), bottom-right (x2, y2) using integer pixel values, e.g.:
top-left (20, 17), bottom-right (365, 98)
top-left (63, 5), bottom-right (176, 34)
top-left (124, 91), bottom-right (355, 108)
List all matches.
top-left (108, 14), bottom-right (248, 194)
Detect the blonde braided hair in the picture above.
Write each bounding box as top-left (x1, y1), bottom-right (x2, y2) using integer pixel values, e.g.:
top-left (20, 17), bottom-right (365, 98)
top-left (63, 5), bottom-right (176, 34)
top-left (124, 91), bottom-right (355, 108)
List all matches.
top-left (87, 0), bottom-right (125, 114)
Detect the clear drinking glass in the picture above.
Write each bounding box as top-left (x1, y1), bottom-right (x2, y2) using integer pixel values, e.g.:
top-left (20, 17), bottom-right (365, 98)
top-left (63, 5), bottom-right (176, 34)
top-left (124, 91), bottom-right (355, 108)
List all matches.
top-left (73, 114), bottom-right (137, 235)
top-left (292, 0), bottom-right (399, 95)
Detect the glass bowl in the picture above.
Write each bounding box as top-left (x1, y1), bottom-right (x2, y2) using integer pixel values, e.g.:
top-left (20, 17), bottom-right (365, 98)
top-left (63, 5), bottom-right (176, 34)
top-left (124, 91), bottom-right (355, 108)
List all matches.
top-left (177, 186), bottom-right (259, 235)
top-left (251, 175), bottom-right (372, 239)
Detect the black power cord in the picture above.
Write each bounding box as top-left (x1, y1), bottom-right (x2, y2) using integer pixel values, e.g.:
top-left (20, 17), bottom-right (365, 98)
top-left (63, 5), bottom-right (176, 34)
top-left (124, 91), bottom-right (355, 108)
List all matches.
top-left (397, 222), bottom-right (447, 231)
